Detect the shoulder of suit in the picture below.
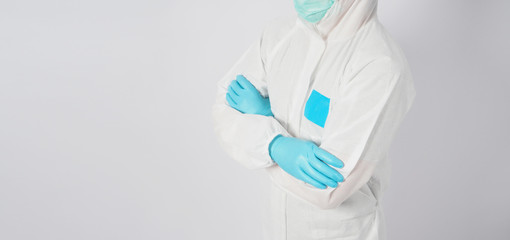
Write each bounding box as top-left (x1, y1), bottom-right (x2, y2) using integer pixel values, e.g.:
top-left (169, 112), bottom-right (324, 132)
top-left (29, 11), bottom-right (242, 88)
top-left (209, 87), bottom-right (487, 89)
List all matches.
top-left (262, 16), bottom-right (297, 38)
top-left (258, 16), bottom-right (297, 53)
top-left (349, 20), bottom-right (410, 74)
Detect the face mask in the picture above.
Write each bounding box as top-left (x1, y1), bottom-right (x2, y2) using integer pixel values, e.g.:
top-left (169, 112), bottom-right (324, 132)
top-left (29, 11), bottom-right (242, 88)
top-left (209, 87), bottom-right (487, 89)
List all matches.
top-left (293, 0), bottom-right (335, 24)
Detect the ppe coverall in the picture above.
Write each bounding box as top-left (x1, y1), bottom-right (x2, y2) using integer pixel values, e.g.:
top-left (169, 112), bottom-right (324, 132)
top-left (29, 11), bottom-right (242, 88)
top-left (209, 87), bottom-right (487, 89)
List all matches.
top-left (212, 0), bottom-right (416, 239)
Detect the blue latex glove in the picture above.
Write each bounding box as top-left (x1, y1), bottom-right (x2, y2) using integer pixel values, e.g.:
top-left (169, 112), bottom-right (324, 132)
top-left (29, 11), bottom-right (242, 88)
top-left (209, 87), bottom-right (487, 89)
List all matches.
top-left (226, 75), bottom-right (273, 116)
top-left (269, 135), bottom-right (344, 189)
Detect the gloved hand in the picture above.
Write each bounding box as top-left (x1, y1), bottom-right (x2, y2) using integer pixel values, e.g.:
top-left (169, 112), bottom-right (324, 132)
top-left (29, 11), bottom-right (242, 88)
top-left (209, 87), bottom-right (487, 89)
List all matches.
top-left (226, 75), bottom-right (273, 116)
top-left (269, 135), bottom-right (344, 189)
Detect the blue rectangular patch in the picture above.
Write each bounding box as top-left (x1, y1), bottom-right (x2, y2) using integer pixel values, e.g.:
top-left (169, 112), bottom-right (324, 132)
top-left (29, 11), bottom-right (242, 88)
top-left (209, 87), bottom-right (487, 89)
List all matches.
top-left (304, 90), bottom-right (330, 128)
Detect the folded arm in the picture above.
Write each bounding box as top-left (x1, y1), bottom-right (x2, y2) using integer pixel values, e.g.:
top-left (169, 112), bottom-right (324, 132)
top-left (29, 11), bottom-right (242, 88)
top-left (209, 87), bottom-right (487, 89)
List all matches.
top-left (212, 37), bottom-right (291, 169)
top-left (266, 58), bottom-right (416, 209)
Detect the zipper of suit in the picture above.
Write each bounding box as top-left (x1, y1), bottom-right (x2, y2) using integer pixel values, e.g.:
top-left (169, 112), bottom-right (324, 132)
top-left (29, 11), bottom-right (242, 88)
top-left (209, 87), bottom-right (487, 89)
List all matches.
top-left (296, 37), bottom-right (328, 137)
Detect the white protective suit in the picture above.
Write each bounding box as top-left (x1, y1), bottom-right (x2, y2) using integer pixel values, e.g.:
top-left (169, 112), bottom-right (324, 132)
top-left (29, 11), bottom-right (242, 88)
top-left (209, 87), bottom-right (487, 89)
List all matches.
top-left (212, 0), bottom-right (416, 239)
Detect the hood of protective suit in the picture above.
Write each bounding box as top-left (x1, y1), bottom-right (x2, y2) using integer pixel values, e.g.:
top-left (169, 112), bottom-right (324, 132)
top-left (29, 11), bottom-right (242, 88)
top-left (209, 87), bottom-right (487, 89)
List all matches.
top-left (301, 0), bottom-right (378, 40)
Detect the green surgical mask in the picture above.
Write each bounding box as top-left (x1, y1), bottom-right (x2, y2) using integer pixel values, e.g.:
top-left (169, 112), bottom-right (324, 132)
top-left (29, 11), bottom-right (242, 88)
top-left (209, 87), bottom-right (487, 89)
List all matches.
top-left (293, 0), bottom-right (335, 23)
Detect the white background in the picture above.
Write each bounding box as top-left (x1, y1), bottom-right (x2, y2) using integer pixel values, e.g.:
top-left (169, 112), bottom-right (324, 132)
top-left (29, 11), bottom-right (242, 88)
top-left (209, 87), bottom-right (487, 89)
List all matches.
top-left (1, 0), bottom-right (509, 239)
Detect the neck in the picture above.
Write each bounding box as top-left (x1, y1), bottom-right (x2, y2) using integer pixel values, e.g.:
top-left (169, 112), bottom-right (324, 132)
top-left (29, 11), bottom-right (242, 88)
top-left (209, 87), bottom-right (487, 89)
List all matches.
top-left (316, 1), bottom-right (345, 38)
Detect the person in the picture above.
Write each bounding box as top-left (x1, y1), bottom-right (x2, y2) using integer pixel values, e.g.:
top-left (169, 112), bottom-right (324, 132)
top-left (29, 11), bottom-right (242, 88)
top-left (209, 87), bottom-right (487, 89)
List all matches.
top-left (212, 0), bottom-right (416, 239)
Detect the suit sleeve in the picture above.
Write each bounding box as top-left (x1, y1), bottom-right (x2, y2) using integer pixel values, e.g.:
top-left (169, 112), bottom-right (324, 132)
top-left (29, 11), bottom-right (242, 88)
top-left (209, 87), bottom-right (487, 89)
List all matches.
top-left (265, 57), bottom-right (416, 209)
top-left (212, 35), bottom-right (290, 170)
